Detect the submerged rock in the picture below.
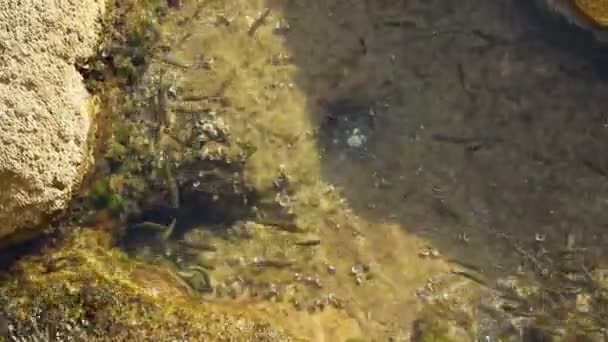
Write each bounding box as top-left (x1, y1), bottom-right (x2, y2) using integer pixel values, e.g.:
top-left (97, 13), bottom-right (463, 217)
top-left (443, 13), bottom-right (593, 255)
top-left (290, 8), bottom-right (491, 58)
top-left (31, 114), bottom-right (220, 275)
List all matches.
top-left (0, 0), bottom-right (106, 244)
top-left (0, 228), bottom-right (295, 341)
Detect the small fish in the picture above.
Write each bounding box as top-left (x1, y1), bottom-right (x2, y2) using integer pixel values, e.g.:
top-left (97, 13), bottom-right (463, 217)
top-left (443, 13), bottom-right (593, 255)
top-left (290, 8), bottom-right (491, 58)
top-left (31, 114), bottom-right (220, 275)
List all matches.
top-left (258, 219), bottom-right (306, 233)
top-left (251, 258), bottom-right (293, 269)
top-left (131, 218), bottom-right (176, 241)
top-left (294, 239), bottom-right (321, 247)
top-left (177, 239), bottom-right (218, 252)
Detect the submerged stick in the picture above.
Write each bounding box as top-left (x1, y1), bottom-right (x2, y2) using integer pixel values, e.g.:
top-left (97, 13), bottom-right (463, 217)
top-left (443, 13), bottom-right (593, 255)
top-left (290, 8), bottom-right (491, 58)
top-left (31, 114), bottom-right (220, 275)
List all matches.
top-left (248, 8), bottom-right (271, 36)
top-left (164, 160), bottom-right (180, 209)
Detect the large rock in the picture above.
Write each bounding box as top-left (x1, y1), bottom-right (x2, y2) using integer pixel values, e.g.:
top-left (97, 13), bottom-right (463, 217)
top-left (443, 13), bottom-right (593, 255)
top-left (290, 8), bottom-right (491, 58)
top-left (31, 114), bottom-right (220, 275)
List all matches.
top-left (0, 0), bottom-right (105, 243)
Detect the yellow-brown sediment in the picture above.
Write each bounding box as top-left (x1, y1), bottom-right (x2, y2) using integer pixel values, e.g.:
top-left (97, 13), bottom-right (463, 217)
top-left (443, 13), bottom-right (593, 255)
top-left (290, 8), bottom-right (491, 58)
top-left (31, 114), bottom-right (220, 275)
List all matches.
top-left (574, 0), bottom-right (608, 27)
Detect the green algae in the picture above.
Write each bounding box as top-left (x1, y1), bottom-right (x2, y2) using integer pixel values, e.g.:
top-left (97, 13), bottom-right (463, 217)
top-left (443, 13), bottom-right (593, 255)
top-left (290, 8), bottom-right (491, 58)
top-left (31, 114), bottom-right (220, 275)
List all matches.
top-left (90, 178), bottom-right (124, 215)
top-left (83, 0), bottom-right (168, 89)
top-left (76, 0), bottom-right (174, 222)
top-left (86, 121), bottom-right (150, 218)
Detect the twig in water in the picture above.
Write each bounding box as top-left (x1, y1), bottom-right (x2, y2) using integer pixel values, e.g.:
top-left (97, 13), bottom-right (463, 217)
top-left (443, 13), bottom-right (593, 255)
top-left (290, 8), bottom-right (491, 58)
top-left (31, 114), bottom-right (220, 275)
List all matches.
top-left (248, 8), bottom-right (271, 36)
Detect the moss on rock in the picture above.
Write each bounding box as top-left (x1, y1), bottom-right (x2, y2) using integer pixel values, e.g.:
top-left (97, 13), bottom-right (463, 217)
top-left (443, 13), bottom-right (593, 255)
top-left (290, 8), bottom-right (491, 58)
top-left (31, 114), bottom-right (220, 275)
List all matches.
top-left (0, 228), bottom-right (295, 341)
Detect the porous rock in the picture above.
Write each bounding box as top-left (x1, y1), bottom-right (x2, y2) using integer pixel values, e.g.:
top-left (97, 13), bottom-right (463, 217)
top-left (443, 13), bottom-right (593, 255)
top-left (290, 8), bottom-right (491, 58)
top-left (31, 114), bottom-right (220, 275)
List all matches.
top-left (0, 0), bottom-right (105, 243)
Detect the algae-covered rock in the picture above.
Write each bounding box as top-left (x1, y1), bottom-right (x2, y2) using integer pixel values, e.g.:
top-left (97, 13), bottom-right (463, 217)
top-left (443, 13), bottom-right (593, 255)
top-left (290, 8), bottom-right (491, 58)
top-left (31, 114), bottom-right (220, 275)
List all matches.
top-left (0, 228), bottom-right (295, 341)
top-left (0, 0), bottom-right (106, 245)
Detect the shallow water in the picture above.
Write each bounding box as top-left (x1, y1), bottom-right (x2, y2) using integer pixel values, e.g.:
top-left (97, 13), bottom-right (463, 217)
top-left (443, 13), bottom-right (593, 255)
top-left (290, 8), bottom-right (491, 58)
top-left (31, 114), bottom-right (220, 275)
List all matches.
top-left (109, 0), bottom-right (608, 341)
top-left (66, 0), bottom-right (608, 340)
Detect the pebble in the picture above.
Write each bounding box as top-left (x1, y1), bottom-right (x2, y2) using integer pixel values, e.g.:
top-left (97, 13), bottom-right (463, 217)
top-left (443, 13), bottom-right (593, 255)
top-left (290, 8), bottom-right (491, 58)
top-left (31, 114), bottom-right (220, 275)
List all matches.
top-left (167, 0), bottom-right (183, 9)
top-left (346, 128), bottom-right (367, 148)
top-left (327, 264), bottom-right (336, 274)
top-left (418, 247), bottom-right (441, 259)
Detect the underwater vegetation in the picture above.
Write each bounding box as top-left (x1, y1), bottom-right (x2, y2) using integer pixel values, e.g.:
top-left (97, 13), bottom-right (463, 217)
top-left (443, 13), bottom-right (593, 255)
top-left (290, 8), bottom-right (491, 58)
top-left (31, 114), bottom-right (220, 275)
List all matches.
top-left (0, 229), bottom-right (295, 341)
top-left (4, 0), bottom-right (608, 340)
